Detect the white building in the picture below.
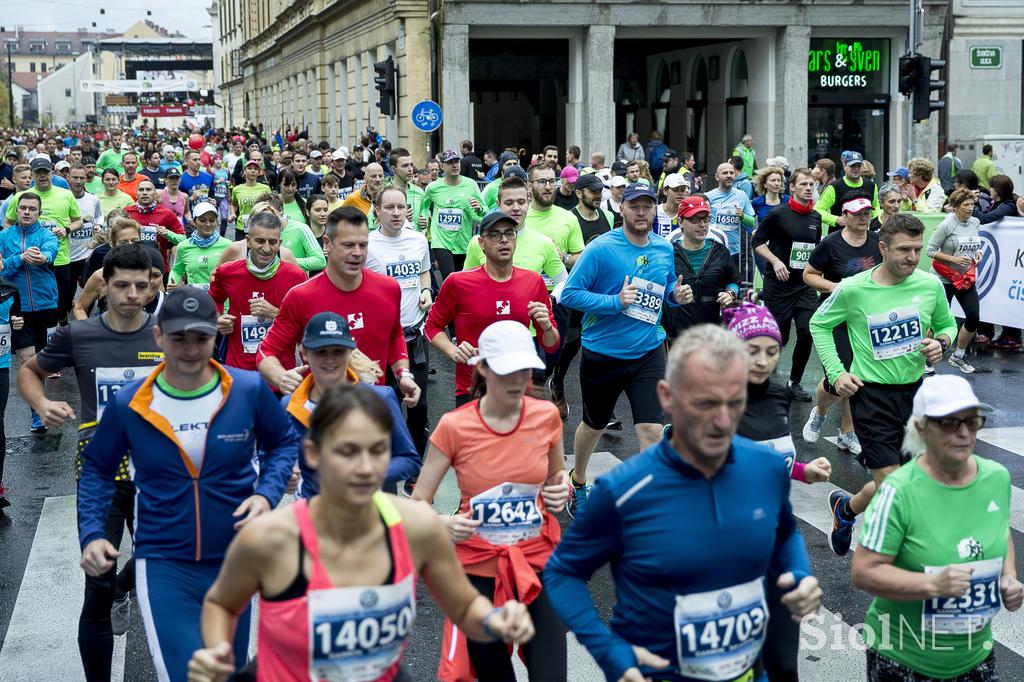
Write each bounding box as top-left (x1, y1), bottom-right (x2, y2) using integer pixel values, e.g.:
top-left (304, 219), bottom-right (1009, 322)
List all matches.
top-left (36, 52), bottom-right (96, 126)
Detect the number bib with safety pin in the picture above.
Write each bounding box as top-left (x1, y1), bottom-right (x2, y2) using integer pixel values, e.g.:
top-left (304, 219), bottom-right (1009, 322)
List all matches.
top-left (956, 236), bottom-right (981, 260)
top-left (140, 224), bottom-right (158, 242)
top-left (0, 323), bottom-right (10, 358)
top-left (437, 208), bottom-right (463, 232)
top-left (788, 242), bottom-right (815, 270)
top-left (759, 436), bottom-right (796, 476)
top-left (624, 277), bottom-right (665, 325)
top-left (470, 481), bottom-right (543, 546)
top-left (70, 223), bottom-right (93, 246)
top-left (675, 577), bottom-right (769, 681)
top-left (923, 557), bottom-right (1002, 635)
top-left (385, 260), bottom-right (421, 289)
top-left (866, 307), bottom-right (921, 360)
top-left (240, 314), bottom-right (271, 354)
top-left (309, 573), bottom-right (415, 682)
top-left (95, 366), bottom-right (153, 420)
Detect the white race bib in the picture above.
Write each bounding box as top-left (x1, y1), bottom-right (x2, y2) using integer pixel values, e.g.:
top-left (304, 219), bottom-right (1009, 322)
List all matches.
top-left (70, 223), bottom-right (93, 244)
top-left (623, 277), bottom-right (665, 325)
top-left (95, 366), bottom-right (153, 420)
top-left (956, 236), bottom-right (981, 260)
top-left (788, 242), bottom-right (815, 270)
top-left (866, 307), bottom-right (921, 360)
top-left (308, 574), bottom-right (415, 682)
top-left (140, 224), bottom-right (158, 242)
top-left (759, 435), bottom-right (796, 476)
top-left (923, 557), bottom-right (1002, 635)
top-left (674, 577), bottom-right (768, 681)
top-left (470, 481), bottom-right (543, 546)
top-left (0, 323), bottom-right (10, 358)
top-left (240, 314), bottom-right (271, 354)
top-left (437, 207), bottom-right (463, 232)
top-left (384, 260), bottom-right (421, 289)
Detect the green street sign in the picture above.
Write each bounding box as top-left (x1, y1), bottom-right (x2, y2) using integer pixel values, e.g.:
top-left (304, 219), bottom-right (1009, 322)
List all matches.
top-left (970, 46), bottom-right (1002, 69)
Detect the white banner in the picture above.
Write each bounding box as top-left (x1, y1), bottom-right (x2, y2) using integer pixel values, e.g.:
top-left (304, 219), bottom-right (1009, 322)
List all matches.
top-left (79, 79), bottom-right (198, 93)
top-left (136, 70), bottom-right (185, 81)
top-left (957, 217), bottom-right (1024, 327)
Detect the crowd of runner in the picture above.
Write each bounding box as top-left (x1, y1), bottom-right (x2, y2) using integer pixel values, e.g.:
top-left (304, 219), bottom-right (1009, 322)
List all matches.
top-left (0, 122), bottom-right (1021, 682)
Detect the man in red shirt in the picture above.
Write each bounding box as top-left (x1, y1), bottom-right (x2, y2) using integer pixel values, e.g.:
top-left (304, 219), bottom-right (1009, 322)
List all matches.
top-left (425, 211), bottom-right (560, 405)
top-left (257, 206), bottom-right (419, 404)
top-left (208, 211), bottom-right (307, 372)
top-left (125, 178), bottom-right (184, 273)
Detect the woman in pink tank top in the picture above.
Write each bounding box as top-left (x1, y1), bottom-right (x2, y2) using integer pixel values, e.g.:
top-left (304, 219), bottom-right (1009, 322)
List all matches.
top-left (187, 384), bottom-right (537, 682)
top-left (158, 169), bottom-right (187, 226)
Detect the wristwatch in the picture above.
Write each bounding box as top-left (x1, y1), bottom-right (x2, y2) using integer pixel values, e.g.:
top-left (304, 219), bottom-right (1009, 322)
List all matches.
top-left (397, 368), bottom-right (414, 380)
top-left (937, 338), bottom-right (950, 353)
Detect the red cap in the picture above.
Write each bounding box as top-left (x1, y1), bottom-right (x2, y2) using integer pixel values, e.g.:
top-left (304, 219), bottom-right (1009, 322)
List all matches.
top-left (678, 195), bottom-right (711, 219)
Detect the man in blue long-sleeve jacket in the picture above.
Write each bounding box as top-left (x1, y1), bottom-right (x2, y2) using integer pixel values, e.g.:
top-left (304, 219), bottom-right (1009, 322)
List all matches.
top-left (77, 286), bottom-right (301, 682)
top-left (545, 324), bottom-right (821, 682)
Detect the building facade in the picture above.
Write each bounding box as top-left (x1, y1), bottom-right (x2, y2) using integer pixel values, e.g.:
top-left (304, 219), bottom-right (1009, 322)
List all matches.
top-left (219, 0), bottom-right (948, 171)
top-left (36, 52), bottom-right (97, 126)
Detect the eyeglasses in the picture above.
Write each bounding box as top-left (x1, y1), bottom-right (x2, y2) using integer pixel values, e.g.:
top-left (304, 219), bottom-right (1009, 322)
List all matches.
top-left (684, 216), bottom-right (710, 225)
top-left (927, 415), bottom-right (987, 433)
top-left (484, 230), bottom-right (518, 243)
top-left (532, 178), bottom-right (556, 186)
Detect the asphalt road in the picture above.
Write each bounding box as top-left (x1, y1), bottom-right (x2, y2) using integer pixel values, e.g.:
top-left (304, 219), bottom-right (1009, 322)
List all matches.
top-left (1, 339), bottom-right (1024, 681)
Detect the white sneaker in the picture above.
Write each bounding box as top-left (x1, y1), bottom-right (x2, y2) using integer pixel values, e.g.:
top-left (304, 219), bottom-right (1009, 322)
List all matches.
top-left (948, 355), bottom-right (976, 374)
top-left (836, 430), bottom-right (862, 456)
top-left (802, 411), bottom-right (825, 443)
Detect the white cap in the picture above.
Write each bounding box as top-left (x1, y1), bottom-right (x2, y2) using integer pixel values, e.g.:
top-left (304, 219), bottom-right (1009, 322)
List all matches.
top-left (663, 173), bottom-right (689, 190)
top-left (609, 176), bottom-right (628, 188)
top-left (310, 149), bottom-right (323, 158)
top-left (163, 144), bottom-right (175, 153)
top-left (54, 160), bottom-right (70, 171)
top-left (767, 156), bottom-right (790, 170)
top-left (332, 146), bottom-right (350, 160)
top-left (120, 142), bottom-right (131, 151)
top-left (842, 197), bottom-right (873, 214)
top-left (912, 375), bottom-right (993, 419)
top-left (469, 321), bottom-right (546, 375)
top-left (192, 201), bottom-right (218, 218)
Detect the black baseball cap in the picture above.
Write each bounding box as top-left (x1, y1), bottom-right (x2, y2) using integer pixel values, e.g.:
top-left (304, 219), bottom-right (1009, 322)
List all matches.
top-left (29, 156), bottom-right (53, 172)
top-left (302, 312), bottom-right (357, 350)
top-left (158, 287), bottom-right (218, 336)
top-left (575, 173), bottom-right (606, 192)
top-left (479, 211), bottom-right (518, 233)
top-left (663, 148), bottom-right (679, 160)
top-left (611, 160), bottom-right (627, 175)
top-left (164, 166), bottom-right (182, 178)
top-left (502, 165), bottom-right (528, 182)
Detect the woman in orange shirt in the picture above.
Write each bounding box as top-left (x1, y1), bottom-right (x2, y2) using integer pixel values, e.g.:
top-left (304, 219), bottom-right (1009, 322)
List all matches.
top-left (414, 320), bottom-right (570, 682)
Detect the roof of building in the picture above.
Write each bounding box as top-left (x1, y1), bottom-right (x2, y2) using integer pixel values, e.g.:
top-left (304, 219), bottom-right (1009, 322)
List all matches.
top-left (12, 72), bottom-right (42, 92)
top-left (0, 29), bottom-right (116, 54)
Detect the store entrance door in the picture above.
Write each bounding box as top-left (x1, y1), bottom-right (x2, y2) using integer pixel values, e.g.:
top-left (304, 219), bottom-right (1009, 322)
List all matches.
top-left (808, 105), bottom-right (889, 169)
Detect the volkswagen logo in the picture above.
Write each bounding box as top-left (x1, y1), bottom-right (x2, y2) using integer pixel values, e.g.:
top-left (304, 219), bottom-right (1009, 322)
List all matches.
top-left (502, 484), bottom-right (513, 496)
top-left (123, 369), bottom-right (136, 380)
top-left (716, 591), bottom-right (732, 609)
top-left (888, 311), bottom-right (898, 322)
top-left (360, 590), bottom-right (379, 608)
top-left (647, 282), bottom-right (654, 291)
top-left (976, 230), bottom-right (999, 300)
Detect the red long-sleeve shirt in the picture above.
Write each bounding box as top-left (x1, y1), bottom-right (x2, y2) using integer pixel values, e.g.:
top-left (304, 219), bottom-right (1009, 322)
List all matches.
top-left (125, 204), bottom-right (184, 272)
top-left (425, 266), bottom-right (559, 396)
top-left (257, 270), bottom-right (407, 384)
top-left (208, 258), bottom-right (308, 371)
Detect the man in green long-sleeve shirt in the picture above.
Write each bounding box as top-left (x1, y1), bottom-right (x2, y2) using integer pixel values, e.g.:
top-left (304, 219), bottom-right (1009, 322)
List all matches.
top-left (416, 148), bottom-right (486, 280)
top-left (971, 144), bottom-right (997, 190)
top-left (811, 213), bottom-right (958, 558)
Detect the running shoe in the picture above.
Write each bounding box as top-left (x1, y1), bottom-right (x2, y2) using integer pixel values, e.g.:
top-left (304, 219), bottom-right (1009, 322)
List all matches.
top-left (802, 411), bottom-right (825, 443)
top-left (30, 411), bottom-right (47, 435)
top-left (546, 376), bottom-right (568, 420)
top-left (787, 382), bottom-right (812, 402)
top-left (991, 336), bottom-right (1022, 352)
top-left (566, 468), bottom-right (591, 520)
top-left (923, 364), bottom-right (935, 375)
top-left (828, 490), bottom-right (855, 556)
top-left (111, 594), bottom-right (131, 636)
top-left (836, 431), bottom-right (862, 456)
top-left (0, 483), bottom-right (9, 510)
top-left (605, 419), bottom-right (623, 431)
top-left (947, 355), bottom-right (976, 374)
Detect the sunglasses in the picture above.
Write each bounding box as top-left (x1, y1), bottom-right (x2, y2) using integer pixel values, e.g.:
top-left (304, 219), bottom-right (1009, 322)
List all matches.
top-left (927, 415), bottom-right (987, 433)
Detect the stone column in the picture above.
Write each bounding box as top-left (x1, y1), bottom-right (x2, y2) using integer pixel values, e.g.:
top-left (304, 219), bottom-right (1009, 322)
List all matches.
top-left (582, 25), bottom-right (615, 165)
top-left (566, 34), bottom-right (584, 149)
top-left (774, 25), bottom-right (810, 166)
top-left (441, 23), bottom-right (470, 151)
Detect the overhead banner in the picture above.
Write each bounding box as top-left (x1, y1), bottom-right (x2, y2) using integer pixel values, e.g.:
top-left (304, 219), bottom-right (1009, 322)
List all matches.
top-left (80, 79), bottom-right (198, 93)
top-left (917, 214), bottom-right (1024, 328)
top-left (140, 105), bottom-right (188, 116)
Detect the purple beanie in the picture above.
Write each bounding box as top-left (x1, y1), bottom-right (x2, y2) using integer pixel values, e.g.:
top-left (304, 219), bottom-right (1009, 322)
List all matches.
top-left (721, 302), bottom-right (783, 344)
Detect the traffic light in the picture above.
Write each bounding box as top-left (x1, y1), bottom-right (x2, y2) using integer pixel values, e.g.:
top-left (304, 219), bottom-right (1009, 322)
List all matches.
top-left (373, 56), bottom-right (396, 118)
top-left (898, 55), bottom-right (919, 96)
top-left (912, 56), bottom-right (946, 122)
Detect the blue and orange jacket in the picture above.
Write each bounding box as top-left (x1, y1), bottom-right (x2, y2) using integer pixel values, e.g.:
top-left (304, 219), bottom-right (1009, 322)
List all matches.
top-left (0, 219), bottom-right (59, 312)
top-left (77, 361), bottom-right (301, 561)
top-left (284, 371), bottom-right (421, 499)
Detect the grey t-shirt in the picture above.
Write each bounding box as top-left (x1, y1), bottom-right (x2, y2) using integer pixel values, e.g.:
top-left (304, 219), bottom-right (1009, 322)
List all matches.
top-left (926, 214), bottom-right (981, 282)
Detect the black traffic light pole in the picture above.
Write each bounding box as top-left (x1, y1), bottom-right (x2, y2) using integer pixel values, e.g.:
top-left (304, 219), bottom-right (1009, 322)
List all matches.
top-left (373, 56), bottom-right (397, 119)
top-left (6, 41), bottom-right (13, 127)
top-left (902, 0), bottom-right (945, 163)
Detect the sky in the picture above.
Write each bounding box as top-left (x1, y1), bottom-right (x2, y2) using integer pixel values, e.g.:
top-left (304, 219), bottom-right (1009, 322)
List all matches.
top-left (4, 0), bottom-right (216, 40)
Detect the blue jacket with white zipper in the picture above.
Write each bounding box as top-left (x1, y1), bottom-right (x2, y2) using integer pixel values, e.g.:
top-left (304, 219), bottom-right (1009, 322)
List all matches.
top-left (77, 361), bottom-right (301, 561)
top-left (0, 219), bottom-right (59, 312)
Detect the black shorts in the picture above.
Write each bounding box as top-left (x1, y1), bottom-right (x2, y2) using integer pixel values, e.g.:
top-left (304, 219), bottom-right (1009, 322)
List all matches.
top-left (14, 308), bottom-right (60, 352)
top-left (849, 381), bottom-right (920, 471)
top-left (822, 323), bottom-right (855, 396)
top-left (762, 278), bottom-right (818, 323)
top-left (579, 345), bottom-right (665, 430)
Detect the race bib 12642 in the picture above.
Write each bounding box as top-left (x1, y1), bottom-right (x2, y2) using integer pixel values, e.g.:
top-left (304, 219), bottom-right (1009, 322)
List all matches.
top-left (470, 481), bottom-right (543, 546)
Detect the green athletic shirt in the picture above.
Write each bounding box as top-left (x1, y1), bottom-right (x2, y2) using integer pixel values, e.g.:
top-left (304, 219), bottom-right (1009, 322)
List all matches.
top-left (482, 178), bottom-right (502, 211)
top-left (463, 227), bottom-right (566, 290)
top-left (85, 177), bottom-right (105, 195)
top-left (859, 456), bottom-right (1010, 678)
top-left (417, 177), bottom-right (486, 254)
top-left (169, 237), bottom-right (233, 285)
top-left (5, 185), bottom-right (81, 266)
top-left (406, 185), bottom-right (425, 227)
top-left (282, 221), bottom-right (327, 273)
top-left (283, 200), bottom-right (307, 225)
top-left (231, 182), bottom-right (271, 231)
top-left (525, 205), bottom-right (585, 257)
top-left (96, 148), bottom-right (125, 176)
top-left (814, 177), bottom-right (880, 228)
top-left (810, 266), bottom-right (957, 385)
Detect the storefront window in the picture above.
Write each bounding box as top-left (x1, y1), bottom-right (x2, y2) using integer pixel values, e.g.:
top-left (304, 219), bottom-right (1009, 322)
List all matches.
top-left (727, 50), bottom-right (749, 154)
top-left (687, 57), bottom-right (708, 172)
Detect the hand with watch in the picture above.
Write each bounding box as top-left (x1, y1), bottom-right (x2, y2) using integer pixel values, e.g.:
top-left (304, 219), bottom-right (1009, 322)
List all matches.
top-left (921, 336), bottom-right (949, 365)
top-left (395, 367), bottom-right (421, 407)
